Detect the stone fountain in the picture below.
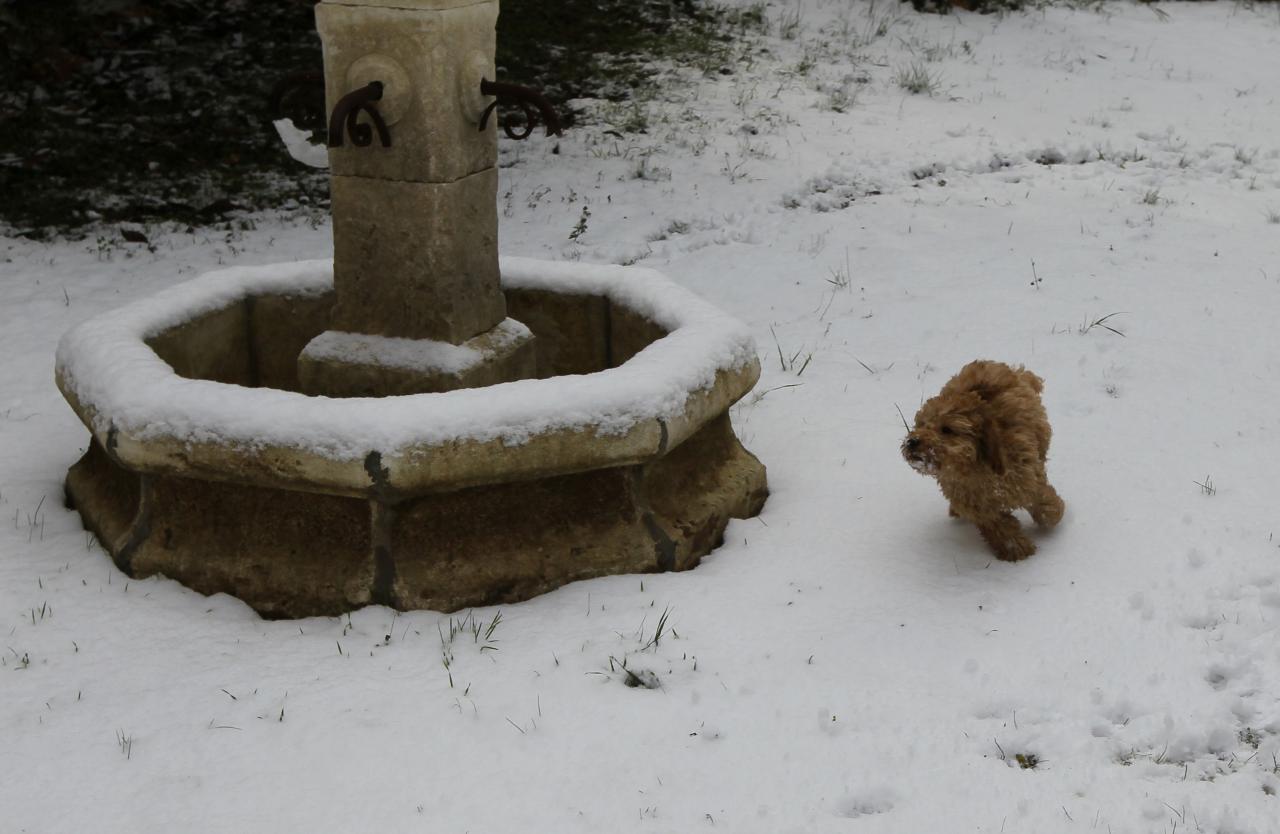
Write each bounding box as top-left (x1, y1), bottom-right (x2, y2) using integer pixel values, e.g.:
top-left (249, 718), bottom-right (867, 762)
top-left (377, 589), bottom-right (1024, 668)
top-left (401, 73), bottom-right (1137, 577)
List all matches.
top-left (56, 0), bottom-right (767, 618)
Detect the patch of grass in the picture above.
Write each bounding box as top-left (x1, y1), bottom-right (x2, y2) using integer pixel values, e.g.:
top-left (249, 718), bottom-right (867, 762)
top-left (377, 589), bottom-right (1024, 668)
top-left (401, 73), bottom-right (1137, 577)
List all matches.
top-left (440, 609), bottom-right (503, 649)
top-left (826, 249), bottom-right (852, 290)
top-left (1193, 475), bottom-right (1217, 496)
top-left (770, 326), bottom-right (814, 376)
top-left (720, 152), bottom-right (750, 184)
top-left (4, 647), bottom-right (31, 670)
top-left (894, 61), bottom-right (944, 96)
top-left (1079, 312), bottom-right (1127, 337)
top-left (599, 100), bottom-right (652, 134)
top-left (437, 609), bottom-right (503, 689)
top-left (822, 82), bottom-right (861, 113)
top-left (790, 51), bottom-right (818, 78)
top-left (568, 205), bottom-right (591, 241)
top-left (776, 7), bottom-right (804, 40)
top-left (839, 0), bottom-right (903, 48)
top-left (630, 154), bottom-right (673, 182)
top-left (641, 605), bottom-right (674, 651)
top-left (116, 729), bottom-right (134, 760)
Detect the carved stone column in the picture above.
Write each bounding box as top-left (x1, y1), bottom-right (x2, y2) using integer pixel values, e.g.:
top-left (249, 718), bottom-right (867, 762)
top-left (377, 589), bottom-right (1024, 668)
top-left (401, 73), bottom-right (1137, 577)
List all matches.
top-left (301, 0), bottom-right (534, 396)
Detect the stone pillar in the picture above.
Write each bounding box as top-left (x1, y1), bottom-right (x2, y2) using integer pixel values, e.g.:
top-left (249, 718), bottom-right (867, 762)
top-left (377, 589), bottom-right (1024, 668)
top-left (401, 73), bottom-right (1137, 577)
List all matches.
top-left (301, 0), bottom-right (534, 396)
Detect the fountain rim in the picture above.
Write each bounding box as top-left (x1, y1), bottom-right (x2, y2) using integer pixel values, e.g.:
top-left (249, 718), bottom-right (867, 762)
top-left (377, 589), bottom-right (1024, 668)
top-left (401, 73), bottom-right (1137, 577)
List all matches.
top-left (55, 256), bottom-right (761, 497)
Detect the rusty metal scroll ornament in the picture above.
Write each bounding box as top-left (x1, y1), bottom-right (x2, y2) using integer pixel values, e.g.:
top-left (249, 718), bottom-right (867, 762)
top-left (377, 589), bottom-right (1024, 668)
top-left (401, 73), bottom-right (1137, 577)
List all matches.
top-left (327, 81), bottom-right (392, 148)
top-left (478, 79), bottom-right (562, 140)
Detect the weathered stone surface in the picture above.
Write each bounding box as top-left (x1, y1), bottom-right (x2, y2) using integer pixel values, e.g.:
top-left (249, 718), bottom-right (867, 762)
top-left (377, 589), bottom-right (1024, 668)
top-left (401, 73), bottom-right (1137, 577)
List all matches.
top-left (662, 363), bottom-right (762, 453)
top-left (65, 439), bottom-right (141, 552)
top-left (390, 466), bottom-right (653, 612)
top-left (145, 301), bottom-right (253, 386)
top-left (642, 414), bottom-right (770, 571)
top-left (101, 423), bottom-right (374, 499)
top-left (250, 292), bottom-right (336, 391)
top-left (385, 419), bottom-right (665, 496)
top-left (390, 415), bottom-right (768, 612)
top-left (505, 289), bottom-right (609, 377)
top-left (66, 439), bottom-right (373, 618)
top-left (330, 171), bottom-right (506, 343)
top-left (316, 0), bottom-right (497, 183)
top-left (610, 303), bottom-right (669, 366)
top-left (65, 415), bottom-right (767, 618)
top-left (297, 318), bottom-right (536, 397)
top-left (126, 471), bottom-right (374, 619)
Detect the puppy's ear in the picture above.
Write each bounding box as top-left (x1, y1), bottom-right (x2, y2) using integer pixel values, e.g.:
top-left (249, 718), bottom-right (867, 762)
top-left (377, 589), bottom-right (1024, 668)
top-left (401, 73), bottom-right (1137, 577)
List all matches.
top-left (979, 414), bottom-right (1007, 475)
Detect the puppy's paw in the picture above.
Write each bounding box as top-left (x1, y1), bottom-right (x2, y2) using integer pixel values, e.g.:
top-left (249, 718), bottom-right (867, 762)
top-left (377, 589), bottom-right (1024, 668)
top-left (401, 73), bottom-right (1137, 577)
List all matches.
top-left (977, 515), bottom-right (1036, 562)
top-left (992, 535), bottom-right (1036, 562)
top-left (1030, 486), bottom-right (1065, 529)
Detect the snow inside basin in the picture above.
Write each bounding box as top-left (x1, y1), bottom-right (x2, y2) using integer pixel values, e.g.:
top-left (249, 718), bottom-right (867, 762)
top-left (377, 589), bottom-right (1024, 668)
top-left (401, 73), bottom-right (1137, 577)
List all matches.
top-left (55, 257), bottom-right (768, 617)
top-left (56, 257), bottom-right (761, 497)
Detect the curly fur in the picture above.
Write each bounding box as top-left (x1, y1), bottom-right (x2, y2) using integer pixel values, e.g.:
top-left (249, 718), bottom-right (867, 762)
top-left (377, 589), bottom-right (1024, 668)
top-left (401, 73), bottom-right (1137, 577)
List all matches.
top-left (901, 360), bottom-right (1064, 561)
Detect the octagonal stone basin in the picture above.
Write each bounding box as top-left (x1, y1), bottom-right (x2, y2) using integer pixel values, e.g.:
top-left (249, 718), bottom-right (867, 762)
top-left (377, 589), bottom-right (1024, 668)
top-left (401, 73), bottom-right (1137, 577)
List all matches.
top-left (57, 257), bottom-right (767, 617)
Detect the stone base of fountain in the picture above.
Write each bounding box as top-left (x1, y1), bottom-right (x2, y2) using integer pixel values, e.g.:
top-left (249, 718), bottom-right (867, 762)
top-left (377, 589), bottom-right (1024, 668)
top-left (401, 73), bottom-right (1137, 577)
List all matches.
top-left (66, 412), bottom-right (762, 618)
top-left (58, 259), bottom-right (767, 618)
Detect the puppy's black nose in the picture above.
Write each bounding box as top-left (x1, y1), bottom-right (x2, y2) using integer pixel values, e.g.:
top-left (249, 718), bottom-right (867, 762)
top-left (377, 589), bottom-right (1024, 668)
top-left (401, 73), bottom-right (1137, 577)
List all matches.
top-left (905, 436), bottom-right (920, 451)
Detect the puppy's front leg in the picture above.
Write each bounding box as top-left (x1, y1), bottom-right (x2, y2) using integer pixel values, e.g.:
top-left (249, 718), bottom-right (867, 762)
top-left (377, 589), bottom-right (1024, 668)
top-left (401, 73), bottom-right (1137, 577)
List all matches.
top-left (975, 512), bottom-right (1036, 561)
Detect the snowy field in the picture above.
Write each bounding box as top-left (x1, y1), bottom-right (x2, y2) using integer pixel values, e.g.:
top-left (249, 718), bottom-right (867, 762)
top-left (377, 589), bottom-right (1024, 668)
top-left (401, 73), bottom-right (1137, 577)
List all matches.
top-left (4, 2), bottom-right (1280, 831)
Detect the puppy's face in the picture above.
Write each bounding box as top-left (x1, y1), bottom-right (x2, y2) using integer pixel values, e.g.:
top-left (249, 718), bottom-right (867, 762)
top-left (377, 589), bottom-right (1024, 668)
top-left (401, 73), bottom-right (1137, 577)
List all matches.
top-left (901, 392), bottom-right (1003, 478)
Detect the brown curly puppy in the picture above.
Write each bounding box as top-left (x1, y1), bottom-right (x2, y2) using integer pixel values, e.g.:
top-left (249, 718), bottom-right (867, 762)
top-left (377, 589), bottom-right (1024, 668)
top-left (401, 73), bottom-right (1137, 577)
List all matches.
top-left (901, 360), bottom-right (1064, 561)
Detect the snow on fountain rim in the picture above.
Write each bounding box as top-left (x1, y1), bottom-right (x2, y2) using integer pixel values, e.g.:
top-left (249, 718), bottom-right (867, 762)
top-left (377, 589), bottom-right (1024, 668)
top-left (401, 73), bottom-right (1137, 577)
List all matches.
top-left (55, 256), bottom-right (758, 461)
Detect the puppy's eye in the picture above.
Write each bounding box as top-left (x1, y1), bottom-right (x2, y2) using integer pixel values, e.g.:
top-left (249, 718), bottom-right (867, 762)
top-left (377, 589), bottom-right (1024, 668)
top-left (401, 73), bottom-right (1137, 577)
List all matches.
top-left (940, 426), bottom-right (954, 435)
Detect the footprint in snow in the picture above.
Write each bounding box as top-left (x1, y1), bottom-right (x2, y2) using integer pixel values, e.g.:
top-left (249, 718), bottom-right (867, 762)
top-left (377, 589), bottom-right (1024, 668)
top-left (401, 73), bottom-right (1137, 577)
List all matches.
top-left (835, 789), bottom-right (896, 819)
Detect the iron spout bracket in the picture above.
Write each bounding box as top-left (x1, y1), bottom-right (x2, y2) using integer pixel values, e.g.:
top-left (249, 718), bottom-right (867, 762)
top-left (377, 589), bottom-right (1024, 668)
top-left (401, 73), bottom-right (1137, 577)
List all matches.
top-left (478, 79), bottom-right (562, 140)
top-left (327, 81), bottom-right (392, 148)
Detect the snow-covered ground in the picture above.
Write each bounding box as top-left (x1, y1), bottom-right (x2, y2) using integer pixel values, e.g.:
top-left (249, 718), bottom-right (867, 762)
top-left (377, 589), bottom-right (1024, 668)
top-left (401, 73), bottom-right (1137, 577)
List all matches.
top-left (4, 2), bottom-right (1280, 831)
